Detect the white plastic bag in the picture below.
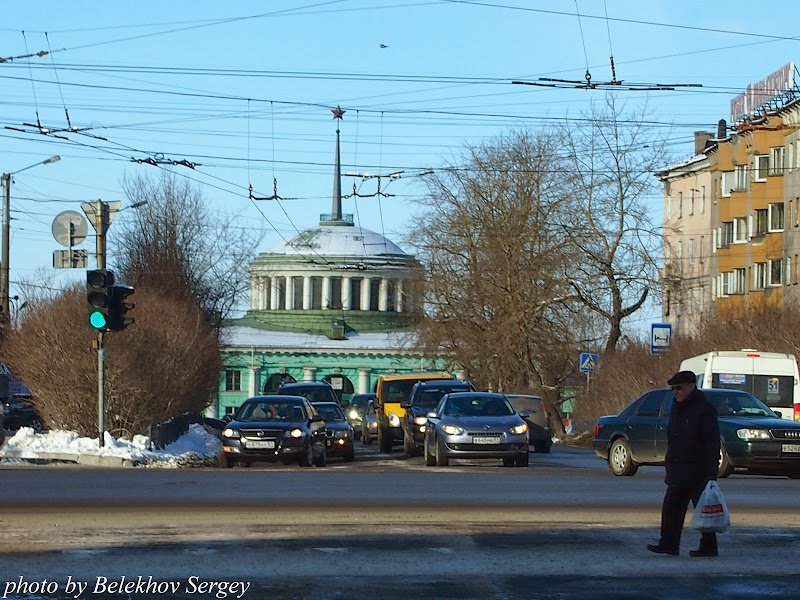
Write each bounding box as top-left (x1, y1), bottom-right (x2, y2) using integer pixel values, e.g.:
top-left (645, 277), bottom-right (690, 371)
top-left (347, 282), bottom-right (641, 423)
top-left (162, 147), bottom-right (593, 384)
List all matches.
top-left (690, 480), bottom-right (730, 533)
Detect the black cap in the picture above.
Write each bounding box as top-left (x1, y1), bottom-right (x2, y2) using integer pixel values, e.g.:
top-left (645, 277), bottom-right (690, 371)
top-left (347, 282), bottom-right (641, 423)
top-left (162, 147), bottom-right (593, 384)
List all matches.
top-left (667, 370), bottom-right (696, 386)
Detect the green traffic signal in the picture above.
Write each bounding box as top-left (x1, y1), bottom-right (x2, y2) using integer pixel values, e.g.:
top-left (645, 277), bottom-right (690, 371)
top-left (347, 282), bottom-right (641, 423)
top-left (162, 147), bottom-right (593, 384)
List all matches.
top-left (89, 310), bottom-right (108, 329)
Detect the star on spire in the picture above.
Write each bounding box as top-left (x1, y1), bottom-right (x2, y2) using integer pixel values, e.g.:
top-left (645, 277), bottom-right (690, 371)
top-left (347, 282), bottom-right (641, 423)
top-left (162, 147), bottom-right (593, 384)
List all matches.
top-left (332, 106), bottom-right (345, 120)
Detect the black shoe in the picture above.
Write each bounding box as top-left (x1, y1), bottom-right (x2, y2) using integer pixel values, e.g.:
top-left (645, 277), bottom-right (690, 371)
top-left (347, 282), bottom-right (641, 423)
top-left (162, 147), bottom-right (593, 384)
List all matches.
top-left (647, 543), bottom-right (678, 555)
top-left (689, 548), bottom-right (718, 557)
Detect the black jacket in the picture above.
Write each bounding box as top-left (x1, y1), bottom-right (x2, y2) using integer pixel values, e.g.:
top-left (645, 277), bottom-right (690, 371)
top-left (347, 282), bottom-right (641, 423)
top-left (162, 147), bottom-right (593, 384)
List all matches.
top-left (664, 388), bottom-right (720, 488)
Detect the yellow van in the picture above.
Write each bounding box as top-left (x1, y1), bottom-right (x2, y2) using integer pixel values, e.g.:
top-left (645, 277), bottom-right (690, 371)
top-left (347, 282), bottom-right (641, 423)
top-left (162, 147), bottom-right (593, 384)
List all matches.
top-left (374, 372), bottom-right (454, 452)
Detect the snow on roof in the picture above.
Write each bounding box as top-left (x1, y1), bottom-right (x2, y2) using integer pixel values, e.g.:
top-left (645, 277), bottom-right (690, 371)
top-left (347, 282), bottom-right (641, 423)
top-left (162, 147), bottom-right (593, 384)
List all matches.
top-left (268, 225), bottom-right (408, 257)
top-left (222, 325), bottom-right (418, 351)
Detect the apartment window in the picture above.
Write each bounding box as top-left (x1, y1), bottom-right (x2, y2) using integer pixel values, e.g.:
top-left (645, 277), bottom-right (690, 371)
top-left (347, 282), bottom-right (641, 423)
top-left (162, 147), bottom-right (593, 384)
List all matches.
top-left (754, 209), bottom-right (769, 236)
top-left (723, 268), bottom-right (746, 295)
top-left (789, 143), bottom-right (794, 172)
top-left (754, 262), bottom-right (768, 289)
top-left (688, 238), bottom-right (695, 265)
top-left (678, 191), bottom-right (683, 218)
top-left (689, 190), bottom-right (695, 215)
top-left (735, 165), bottom-right (747, 190)
top-left (787, 257), bottom-right (793, 287)
top-left (700, 186), bottom-right (706, 213)
top-left (225, 369), bottom-right (242, 391)
top-left (699, 236), bottom-right (705, 263)
top-left (753, 155), bottom-right (769, 182)
top-left (796, 198), bottom-right (800, 227)
top-left (769, 202), bottom-right (785, 232)
top-left (719, 273), bottom-right (729, 297)
top-left (721, 171), bottom-right (734, 197)
top-left (770, 147), bottom-right (785, 175)
top-left (720, 221), bottom-right (734, 247)
top-left (795, 254), bottom-right (799, 284)
top-left (770, 258), bottom-right (783, 286)
top-left (733, 217), bottom-right (747, 243)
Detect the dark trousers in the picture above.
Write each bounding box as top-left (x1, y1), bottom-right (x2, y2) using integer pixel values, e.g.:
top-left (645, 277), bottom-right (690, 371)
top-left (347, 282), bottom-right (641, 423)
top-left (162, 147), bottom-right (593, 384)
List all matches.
top-left (659, 484), bottom-right (718, 552)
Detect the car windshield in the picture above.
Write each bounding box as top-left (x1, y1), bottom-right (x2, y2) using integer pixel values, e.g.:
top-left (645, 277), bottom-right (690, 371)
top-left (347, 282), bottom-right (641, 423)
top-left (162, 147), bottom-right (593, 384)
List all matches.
top-left (412, 386), bottom-right (471, 408)
top-left (284, 386), bottom-right (335, 403)
top-left (708, 392), bottom-right (777, 418)
top-left (444, 395), bottom-right (515, 417)
top-left (349, 395), bottom-right (373, 411)
top-left (506, 396), bottom-right (544, 414)
top-left (315, 404), bottom-right (346, 422)
top-left (236, 400), bottom-right (307, 422)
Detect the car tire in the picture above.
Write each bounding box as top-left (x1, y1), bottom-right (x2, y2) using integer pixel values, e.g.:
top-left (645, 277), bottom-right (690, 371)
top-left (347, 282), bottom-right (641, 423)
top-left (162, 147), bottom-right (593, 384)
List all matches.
top-left (220, 454), bottom-right (234, 468)
top-left (362, 428), bottom-right (372, 445)
top-left (534, 443), bottom-right (551, 454)
top-left (343, 446), bottom-right (355, 462)
top-left (608, 438), bottom-right (638, 476)
top-left (718, 442), bottom-right (733, 479)
top-left (29, 419), bottom-right (44, 433)
top-left (424, 437), bottom-right (436, 466)
top-left (379, 429), bottom-right (393, 453)
top-left (403, 432), bottom-right (413, 455)
top-left (299, 445), bottom-right (313, 467)
top-left (435, 438), bottom-right (449, 466)
top-left (235, 459), bottom-right (251, 468)
top-left (503, 457), bottom-right (516, 467)
top-left (516, 452), bottom-right (529, 467)
top-left (314, 447), bottom-right (327, 467)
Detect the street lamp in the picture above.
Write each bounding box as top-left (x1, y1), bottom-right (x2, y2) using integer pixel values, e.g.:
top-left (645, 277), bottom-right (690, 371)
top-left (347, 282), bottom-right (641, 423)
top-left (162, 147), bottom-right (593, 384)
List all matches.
top-left (1, 155), bottom-right (61, 331)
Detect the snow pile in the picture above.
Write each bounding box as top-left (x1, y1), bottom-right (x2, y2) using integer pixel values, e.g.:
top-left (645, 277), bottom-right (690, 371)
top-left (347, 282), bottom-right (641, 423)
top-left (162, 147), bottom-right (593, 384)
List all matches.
top-left (0, 423), bottom-right (222, 467)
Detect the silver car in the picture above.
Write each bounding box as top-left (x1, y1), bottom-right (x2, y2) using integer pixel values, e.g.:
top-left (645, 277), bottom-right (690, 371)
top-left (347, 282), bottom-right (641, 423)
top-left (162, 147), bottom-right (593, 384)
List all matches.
top-left (423, 392), bottom-right (530, 467)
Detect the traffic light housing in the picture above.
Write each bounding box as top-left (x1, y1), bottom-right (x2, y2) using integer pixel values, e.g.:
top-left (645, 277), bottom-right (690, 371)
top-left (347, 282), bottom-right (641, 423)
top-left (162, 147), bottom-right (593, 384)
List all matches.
top-left (87, 269), bottom-right (114, 331)
top-left (109, 284), bottom-right (135, 331)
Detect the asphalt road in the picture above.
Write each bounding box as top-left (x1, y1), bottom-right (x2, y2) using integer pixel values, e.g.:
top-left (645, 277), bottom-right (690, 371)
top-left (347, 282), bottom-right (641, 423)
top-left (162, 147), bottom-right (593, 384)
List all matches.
top-left (1, 443), bottom-right (800, 600)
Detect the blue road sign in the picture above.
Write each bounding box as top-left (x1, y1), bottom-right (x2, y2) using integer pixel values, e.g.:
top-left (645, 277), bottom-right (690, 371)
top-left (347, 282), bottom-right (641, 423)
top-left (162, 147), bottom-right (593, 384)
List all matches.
top-left (651, 323), bottom-right (672, 354)
top-left (580, 353), bottom-right (599, 372)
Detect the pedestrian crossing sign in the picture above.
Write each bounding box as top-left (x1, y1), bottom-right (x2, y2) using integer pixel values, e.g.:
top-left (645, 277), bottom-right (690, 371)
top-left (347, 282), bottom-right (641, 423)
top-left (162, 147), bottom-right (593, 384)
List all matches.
top-left (580, 353), bottom-right (599, 372)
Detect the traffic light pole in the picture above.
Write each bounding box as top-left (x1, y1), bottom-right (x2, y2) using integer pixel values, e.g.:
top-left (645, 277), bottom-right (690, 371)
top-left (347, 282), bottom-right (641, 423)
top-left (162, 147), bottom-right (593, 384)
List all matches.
top-left (92, 200), bottom-right (108, 448)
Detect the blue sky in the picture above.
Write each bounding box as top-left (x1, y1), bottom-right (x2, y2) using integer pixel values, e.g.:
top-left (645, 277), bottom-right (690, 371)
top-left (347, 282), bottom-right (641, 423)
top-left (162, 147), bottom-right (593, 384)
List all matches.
top-left (2, 1), bottom-right (800, 332)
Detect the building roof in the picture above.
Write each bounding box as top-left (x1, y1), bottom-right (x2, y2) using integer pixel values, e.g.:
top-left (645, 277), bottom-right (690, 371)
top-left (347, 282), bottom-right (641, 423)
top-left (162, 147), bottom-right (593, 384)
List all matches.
top-left (267, 225), bottom-right (408, 258)
top-left (222, 325), bottom-right (420, 353)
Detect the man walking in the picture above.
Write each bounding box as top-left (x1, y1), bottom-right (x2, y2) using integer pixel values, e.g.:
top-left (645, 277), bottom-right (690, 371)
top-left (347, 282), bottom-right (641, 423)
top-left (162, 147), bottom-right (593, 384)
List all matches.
top-left (647, 370), bottom-right (720, 557)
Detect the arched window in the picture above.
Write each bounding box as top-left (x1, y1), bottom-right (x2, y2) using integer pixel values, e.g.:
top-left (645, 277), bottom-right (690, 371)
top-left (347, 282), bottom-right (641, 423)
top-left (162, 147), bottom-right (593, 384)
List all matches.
top-left (263, 373), bottom-right (296, 394)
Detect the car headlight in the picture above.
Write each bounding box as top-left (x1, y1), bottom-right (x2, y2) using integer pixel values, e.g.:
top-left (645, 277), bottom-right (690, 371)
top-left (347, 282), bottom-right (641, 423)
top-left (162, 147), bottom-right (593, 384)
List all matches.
top-left (737, 428), bottom-right (771, 440)
top-left (285, 428), bottom-right (304, 438)
top-left (349, 410), bottom-right (360, 419)
top-left (413, 416), bottom-right (427, 425)
top-left (442, 424), bottom-right (464, 435)
top-left (335, 430), bottom-right (352, 438)
top-left (510, 423), bottom-right (528, 434)
top-left (388, 412), bottom-right (401, 427)
top-left (222, 428), bottom-right (240, 439)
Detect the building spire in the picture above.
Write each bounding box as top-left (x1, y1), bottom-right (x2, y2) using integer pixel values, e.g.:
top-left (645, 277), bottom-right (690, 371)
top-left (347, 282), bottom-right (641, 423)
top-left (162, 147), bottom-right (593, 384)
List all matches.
top-left (331, 106), bottom-right (345, 220)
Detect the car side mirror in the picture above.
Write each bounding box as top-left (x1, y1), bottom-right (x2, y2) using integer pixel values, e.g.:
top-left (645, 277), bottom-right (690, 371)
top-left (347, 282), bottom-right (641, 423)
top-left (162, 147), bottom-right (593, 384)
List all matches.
top-left (222, 414), bottom-right (233, 423)
top-left (775, 410), bottom-right (783, 418)
top-left (311, 414), bottom-right (324, 423)
top-left (426, 411), bottom-right (439, 419)
top-left (519, 410), bottom-right (530, 418)
top-left (400, 401), bottom-right (410, 409)
top-left (340, 400), bottom-right (350, 408)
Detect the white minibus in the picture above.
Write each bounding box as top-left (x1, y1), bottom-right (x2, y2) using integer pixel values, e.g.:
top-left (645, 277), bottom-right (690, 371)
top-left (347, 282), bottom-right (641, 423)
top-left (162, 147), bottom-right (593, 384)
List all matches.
top-left (679, 349), bottom-right (800, 421)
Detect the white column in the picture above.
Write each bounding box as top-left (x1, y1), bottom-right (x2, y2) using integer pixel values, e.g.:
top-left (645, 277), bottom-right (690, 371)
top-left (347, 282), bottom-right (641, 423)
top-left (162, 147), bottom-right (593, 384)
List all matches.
top-left (341, 276), bottom-right (351, 310)
top-left (322, 276), bottom-right (332, 310)
top-left (303, 366), bottom-right (317, 382)
top-left (259, 277), bottom-right (268, 309)
top-left (360, 277), bottom-right (371, 311)
top-left (248, 278), bottom-right (256, 310)
top-left (270, 276), bottom-right (280, 310)
top-left (285, 276), bottom-right (294, 310)
top-left (358, 368), bottom-right (371, 394)
top-left (248, 366), bottom-right (260, 397)
top-left (395, 278), bottom-right (404, 313)
top-left (303, 276), bottom-right (312, 310)
top-left (378, 277), bottom-right (389, 312)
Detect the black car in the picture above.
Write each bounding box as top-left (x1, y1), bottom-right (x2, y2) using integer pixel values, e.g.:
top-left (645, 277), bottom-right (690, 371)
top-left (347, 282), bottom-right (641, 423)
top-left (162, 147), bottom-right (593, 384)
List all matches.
top-left (221, 395), bottom-right (327, 468)
top-left (345, 393), bottom-right (376, 439)
top-left (400, 380), bottom-right (476, 455)
top-left (593, 388), bottom-right (800, 478)
top-left (3, 395), bottom-right (44, 432)
top-left (277, 382), bottom-right (345, 407)
top-left (506, 394), bottom-right (552, 454)
top-left (361, 399), bottom-right (377, 444)
top-left (313, 402), bottom-right (355, 462)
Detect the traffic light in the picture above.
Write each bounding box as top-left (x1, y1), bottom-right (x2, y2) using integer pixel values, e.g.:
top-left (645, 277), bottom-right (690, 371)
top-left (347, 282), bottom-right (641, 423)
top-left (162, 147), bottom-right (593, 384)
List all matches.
top-left (109, 284), bottom-right (135, 331)
top-left (87, 269), bottom-right (114, 331)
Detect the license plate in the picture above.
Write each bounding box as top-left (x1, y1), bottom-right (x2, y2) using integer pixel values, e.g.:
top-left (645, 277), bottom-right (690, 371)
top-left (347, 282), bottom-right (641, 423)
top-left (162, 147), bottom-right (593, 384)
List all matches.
top-left (782, 444), bottom-right (800, 453)
top-left (246, 440), bottom-right (275, 449)
top-left (473, 436), bottom-right (501, 444)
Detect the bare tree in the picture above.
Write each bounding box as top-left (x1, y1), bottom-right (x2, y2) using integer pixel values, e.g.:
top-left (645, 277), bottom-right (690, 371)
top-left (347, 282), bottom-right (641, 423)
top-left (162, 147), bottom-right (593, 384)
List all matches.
top-left (558, 96), bottom-right (666, 351)
top-left (113, 171), bottom-right (263, 325)
top-left (408, 130), bottom-right (590, 432)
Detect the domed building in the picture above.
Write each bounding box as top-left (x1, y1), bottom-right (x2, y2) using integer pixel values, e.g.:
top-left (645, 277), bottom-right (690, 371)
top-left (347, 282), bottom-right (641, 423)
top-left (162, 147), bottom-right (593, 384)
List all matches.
top-left (216, 113), bottom-right (454, 416)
